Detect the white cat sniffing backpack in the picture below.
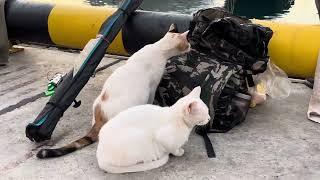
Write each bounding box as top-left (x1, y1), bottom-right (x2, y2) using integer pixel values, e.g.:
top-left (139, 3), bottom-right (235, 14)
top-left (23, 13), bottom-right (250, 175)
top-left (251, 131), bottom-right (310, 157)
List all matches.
top-left (36, 24), bottom-right (190, 159)
top-left (97, 86), bottom-right (210, 173)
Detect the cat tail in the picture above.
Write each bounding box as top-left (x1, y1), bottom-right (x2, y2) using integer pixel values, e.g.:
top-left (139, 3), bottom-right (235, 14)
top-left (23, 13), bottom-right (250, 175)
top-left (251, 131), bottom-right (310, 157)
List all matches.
top-left (102, 155), bottom-right (169, 174)
top-left (37, 103), bottom-right (107, 159)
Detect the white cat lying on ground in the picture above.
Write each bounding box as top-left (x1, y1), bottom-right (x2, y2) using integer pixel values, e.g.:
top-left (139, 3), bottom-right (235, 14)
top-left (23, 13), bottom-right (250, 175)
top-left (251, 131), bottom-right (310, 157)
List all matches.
top-left (97, 87), bottom-right (210, 173)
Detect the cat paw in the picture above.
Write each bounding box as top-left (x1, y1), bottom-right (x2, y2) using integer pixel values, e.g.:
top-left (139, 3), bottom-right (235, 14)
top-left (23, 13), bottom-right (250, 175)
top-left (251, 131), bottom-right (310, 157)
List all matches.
top-left (173, 148), bottom-right (184, 156)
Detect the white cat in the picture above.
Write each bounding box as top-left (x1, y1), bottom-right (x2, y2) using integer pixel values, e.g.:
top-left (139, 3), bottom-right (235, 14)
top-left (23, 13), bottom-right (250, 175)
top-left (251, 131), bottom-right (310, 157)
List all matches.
top-left (97, 86), bottom-right (210, 173)
top-left (37, 24), bottom-right (191, 159)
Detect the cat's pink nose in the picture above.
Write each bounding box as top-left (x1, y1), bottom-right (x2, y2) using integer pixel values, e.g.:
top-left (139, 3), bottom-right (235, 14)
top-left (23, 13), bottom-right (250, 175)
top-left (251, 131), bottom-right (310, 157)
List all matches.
top-left (185, 43), bottom-right (191, 52)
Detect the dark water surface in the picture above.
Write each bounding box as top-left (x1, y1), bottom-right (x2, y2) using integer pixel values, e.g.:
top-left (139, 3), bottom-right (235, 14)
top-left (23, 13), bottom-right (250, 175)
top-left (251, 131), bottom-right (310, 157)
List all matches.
top-left (85, 0), bottom-right (319, 24)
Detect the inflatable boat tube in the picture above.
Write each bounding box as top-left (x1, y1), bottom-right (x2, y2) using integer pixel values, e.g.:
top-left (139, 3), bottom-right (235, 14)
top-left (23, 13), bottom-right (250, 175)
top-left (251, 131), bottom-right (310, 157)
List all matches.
top-left (254, 20), bottom-right (320, 78)
top-left (5, 0), bottom-right (320, 78)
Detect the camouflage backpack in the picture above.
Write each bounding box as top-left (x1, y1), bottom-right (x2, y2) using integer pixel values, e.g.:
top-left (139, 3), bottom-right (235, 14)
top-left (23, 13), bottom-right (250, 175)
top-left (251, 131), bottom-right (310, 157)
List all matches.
top-left (154, 8), bottom-right (273, 157)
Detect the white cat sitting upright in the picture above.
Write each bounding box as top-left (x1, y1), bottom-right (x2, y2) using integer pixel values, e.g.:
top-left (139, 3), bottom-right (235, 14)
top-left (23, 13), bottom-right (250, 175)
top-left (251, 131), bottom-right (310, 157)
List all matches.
top-left (97, 86), bottom-right (210, 173)
top-left (37, 24), bottom-right (191, 159)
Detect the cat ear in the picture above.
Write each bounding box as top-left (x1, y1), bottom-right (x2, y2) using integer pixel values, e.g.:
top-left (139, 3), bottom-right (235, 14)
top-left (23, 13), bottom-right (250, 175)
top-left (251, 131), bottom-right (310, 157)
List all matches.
top-left (185, 101), bottom-right (201, 115)
top-left (168, 23), bottom-right (178, 33)
top-left (188, 86), bottom-right (201, 98)
top-left (180, 30), bottom-right (189, 39)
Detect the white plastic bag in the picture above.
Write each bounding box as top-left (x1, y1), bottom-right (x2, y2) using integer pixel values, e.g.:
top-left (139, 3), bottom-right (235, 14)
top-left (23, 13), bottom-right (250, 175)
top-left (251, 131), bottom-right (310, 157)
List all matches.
top-left (248, 83), bottom-right (267, 107)
top-left (254, 61), bottom-right (291, 99)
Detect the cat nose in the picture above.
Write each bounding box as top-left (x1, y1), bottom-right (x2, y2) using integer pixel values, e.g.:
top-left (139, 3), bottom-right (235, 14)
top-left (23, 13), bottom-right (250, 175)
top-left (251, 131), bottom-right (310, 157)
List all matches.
top-left (185, 44), bottom-right (191, 52)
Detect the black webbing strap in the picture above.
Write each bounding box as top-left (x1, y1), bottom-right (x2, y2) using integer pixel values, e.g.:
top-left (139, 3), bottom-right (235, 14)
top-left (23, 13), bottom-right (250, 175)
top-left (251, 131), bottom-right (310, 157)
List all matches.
top-left (245, 70), bottom-right (255, 87)
top-left (119, 7), bottom-right (130, 16)
top-left (196, 126), bottom-right (216, 158)
top-left (201, 132), bottom-right (216, 158)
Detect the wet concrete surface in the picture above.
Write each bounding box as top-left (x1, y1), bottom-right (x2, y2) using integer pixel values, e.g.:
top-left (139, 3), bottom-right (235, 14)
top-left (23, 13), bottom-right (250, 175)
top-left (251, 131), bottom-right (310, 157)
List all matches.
top-left (0, 46), bottom-right (319, 180)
